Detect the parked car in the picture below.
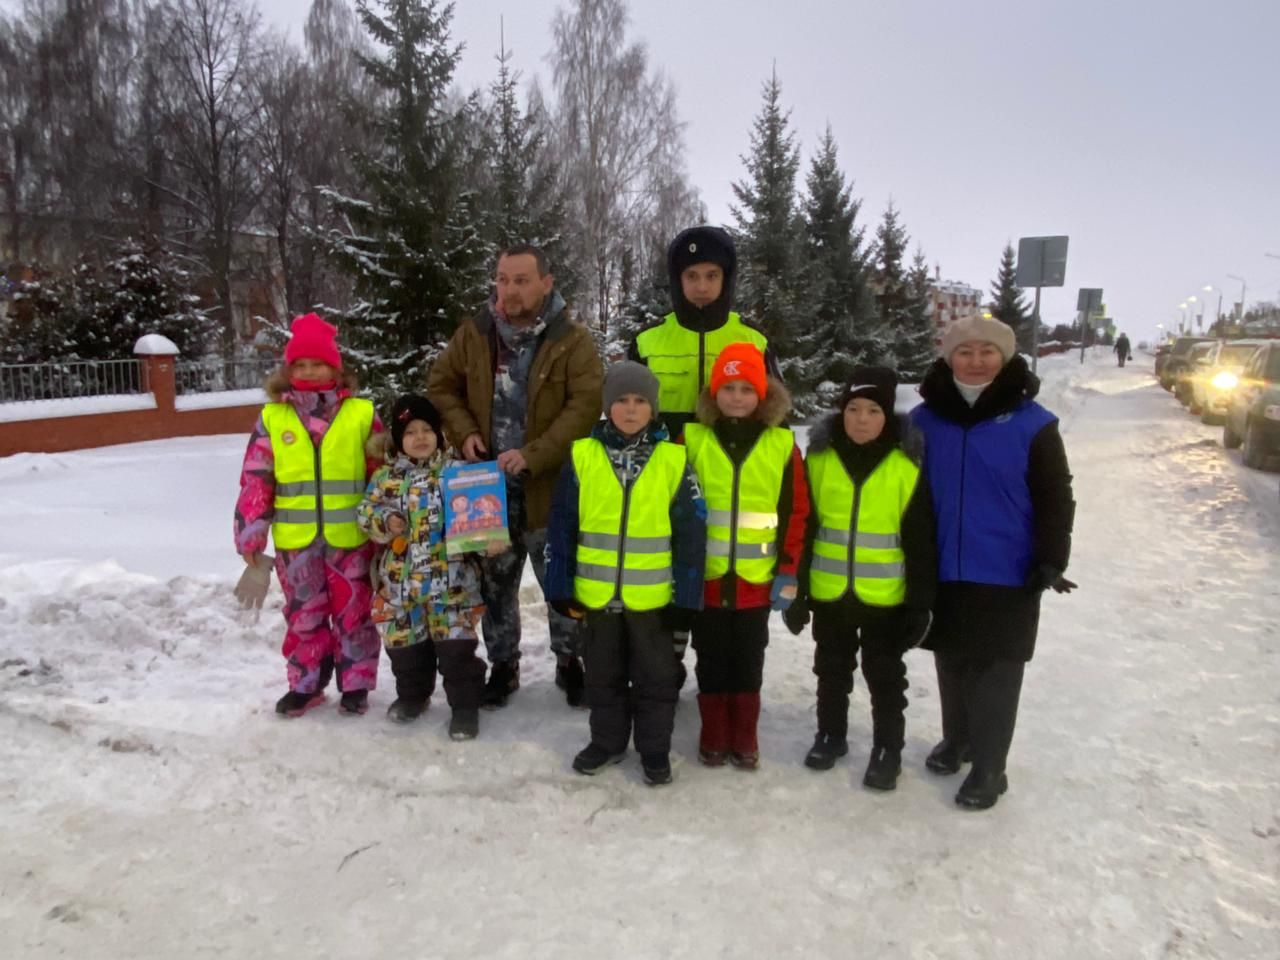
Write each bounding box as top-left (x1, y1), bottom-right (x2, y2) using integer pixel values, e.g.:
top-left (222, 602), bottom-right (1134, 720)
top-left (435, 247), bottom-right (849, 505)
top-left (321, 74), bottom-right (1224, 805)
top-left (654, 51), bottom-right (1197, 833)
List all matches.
top-left (1190, 340), bottom-right (1266, 423)
top-left (1174, 341), bottom-right (1215, 407)
top-left (1223, 340), bottom-right (1280, 470)
top-left (1158, 336), bottom-right (1215, 391)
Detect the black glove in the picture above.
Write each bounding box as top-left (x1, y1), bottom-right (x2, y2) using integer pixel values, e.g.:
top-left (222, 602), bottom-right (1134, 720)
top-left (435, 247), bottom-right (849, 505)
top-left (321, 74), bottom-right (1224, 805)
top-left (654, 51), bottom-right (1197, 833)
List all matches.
top-left (782, 598), bottom-right (811, 636)
top-left (1025, 564), bottom-right (1078, 595)
top-left (663, 605), bottom-right (694, 634)
top-left (901, 608), bottom-right (933, 651)
top-left (551, 599), bottom-right (586, 620)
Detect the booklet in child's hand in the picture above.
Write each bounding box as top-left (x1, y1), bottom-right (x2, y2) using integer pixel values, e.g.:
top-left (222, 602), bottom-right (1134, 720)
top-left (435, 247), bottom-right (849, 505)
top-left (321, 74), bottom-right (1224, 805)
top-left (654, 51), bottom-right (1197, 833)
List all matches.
top-left (441, 461), bottom-right (511, 557)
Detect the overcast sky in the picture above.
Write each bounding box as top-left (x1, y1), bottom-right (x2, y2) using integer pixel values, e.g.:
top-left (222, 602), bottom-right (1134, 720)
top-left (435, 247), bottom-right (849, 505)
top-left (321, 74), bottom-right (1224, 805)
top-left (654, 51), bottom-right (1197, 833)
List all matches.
top-left (179, 1), bottom-right (1280, 340)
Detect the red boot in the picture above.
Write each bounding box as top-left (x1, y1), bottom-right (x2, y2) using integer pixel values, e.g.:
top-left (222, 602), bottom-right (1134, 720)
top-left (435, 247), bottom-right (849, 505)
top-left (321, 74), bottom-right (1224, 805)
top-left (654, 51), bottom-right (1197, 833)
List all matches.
top-left (697, 693), bottom-right (732, 766)
top-left (728, 692), bottom-right (761, 770)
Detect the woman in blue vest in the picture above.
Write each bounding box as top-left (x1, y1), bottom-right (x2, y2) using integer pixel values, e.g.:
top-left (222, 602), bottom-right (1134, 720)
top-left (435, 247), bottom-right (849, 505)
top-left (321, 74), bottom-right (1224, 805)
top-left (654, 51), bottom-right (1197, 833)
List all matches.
top-left (910, 316), bottom-right (1076, 810)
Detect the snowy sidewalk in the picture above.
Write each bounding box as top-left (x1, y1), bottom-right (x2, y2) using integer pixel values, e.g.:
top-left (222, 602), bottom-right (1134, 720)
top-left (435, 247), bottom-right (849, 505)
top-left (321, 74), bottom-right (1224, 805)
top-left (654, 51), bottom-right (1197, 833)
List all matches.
top-left (1, 353), bottom-right (1276, 959)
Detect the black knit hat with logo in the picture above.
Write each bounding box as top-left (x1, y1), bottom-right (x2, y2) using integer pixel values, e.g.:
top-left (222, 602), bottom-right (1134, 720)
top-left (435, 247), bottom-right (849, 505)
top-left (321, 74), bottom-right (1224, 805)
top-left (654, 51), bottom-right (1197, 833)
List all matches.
top-left (390, 393), bottom-right (443, 453)
top-left (838, 366), bottom-right (898, 417)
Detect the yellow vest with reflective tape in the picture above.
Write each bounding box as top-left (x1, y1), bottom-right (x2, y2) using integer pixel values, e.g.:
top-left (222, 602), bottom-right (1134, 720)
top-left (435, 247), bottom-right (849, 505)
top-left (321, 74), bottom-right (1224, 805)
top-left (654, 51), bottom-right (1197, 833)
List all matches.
top-left (684, 423), bottom-right (793, 583)
top-left (806, 446), bottom-right (919, 606)
top-left (264, 398), bottom-right (374, 549)
top-left (633, 313), bottom-right (769, 416)
top-left (571, 437), bottom-right (687, 611)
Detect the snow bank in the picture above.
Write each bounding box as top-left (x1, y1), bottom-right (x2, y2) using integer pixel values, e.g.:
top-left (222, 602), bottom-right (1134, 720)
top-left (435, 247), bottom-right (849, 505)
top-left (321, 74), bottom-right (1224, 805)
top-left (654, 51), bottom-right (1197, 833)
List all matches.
top-left (174, 388), bottom-right (267, 411)
top-left (0, 393), bottom-right (156, 423)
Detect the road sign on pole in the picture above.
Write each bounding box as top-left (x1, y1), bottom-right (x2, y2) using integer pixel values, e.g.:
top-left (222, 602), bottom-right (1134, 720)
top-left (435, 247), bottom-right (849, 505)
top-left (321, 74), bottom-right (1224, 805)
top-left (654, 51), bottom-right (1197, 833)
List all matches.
top-left (1015, 235), bottom-right (1069, 373)
top-left (1077, 288), bottom-right (1104, 363)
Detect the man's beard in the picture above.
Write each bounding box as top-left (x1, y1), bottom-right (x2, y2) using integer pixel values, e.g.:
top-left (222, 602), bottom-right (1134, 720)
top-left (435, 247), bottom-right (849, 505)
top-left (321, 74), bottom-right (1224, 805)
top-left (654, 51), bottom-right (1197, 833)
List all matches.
top-left (503, 296), bottom-right (544, 324)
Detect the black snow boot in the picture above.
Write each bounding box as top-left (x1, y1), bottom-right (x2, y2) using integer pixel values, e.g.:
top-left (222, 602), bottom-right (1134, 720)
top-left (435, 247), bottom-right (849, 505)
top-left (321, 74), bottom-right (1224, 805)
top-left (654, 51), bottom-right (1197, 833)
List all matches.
top-left (449, 707), bottom-right (479, 741)
top-left (955, 767), bottom-right (1008, 810)
top-left (862, 747), bottom-right (902, 791)
top-left (572, 743), bottom-right (626, 775)
top-left (804, 732), bottom-right (849, 771)
top-left (339, 690), bottom-right (368, 716)
top-left (275, 689), bottom-right (325, 718)
top-left (641, 753), bottom-right (673, 786)
top-left (925, 738), bottom-right (972, 775)
top-left (386, 697), bottom-right (429, 723)
top-left (482, 660), bottom-right (520, 709)
top-left (555, 656), bottom-right (586, 708)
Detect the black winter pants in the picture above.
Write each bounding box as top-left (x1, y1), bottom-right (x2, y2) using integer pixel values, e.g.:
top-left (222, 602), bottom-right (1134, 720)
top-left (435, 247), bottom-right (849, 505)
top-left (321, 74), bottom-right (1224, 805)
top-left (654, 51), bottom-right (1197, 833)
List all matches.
top-left (934, 652), bottom-right (1025, 775)
top-left (582, 609), bottom-right (679, 756)
top-left (812, 606), bottom-right (908, 749)
top-left (691, 607), bottom-right (770, 694)
top-left (386, 637), bottom-right (486, 710)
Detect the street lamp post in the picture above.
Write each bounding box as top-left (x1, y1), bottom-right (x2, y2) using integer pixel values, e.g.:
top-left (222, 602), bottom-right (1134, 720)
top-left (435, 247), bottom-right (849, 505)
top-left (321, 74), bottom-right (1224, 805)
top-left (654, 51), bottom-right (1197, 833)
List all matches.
top-left (1188, 295), bottom-right (1201, 330)
top-left (1226, 274), bottom-right (1247, 321)
top-left (1203, 284), bottom-right (1221, 327)
top-left (1179, 302), bottom-right (1189, 333)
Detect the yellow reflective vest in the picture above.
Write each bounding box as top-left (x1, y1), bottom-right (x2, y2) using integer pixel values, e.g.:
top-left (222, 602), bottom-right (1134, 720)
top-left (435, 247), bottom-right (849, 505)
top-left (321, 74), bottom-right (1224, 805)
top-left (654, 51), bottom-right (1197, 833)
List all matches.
top-left (571, 437), bottom-right (687, 611)
top-left (264, 398), bottom-right (374, 550)
top-left (633, 313), bottom-right (769, 417)
top-left (806, 446), bottom-right (919, 606)
top-left (684, 423), bottom-right (794, 583)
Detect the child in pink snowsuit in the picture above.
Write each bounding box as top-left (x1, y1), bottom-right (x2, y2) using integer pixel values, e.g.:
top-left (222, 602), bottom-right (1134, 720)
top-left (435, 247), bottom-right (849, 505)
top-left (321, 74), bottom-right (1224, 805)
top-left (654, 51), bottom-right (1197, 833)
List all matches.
top-left (234, 313), bottom-right (385, 717)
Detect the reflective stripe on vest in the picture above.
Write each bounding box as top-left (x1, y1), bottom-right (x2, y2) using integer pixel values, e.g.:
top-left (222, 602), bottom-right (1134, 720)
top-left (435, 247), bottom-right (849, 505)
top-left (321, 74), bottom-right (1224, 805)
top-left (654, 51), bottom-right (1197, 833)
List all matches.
top-left (685, 423), bottom-right (793, 583)
top-left (633, 313), bottom-right (769, 416)
top-left (571, 437), bottom-right (687, 611)
top-left (806, 446), bottom-right (919, 606)
top-left (265, 398), bottom-right (374, 550)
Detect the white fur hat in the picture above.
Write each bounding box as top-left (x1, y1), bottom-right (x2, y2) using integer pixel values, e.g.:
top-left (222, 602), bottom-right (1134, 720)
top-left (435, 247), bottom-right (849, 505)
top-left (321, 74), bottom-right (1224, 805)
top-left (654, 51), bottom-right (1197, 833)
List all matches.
top-left (940, 315), bottom-right (1016, 363)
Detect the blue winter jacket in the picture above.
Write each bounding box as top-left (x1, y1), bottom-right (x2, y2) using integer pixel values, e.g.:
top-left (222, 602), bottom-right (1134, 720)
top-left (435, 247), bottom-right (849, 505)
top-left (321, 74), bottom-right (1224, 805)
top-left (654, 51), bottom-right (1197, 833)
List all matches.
top-left (911, 392), bottom-right (1057, 587)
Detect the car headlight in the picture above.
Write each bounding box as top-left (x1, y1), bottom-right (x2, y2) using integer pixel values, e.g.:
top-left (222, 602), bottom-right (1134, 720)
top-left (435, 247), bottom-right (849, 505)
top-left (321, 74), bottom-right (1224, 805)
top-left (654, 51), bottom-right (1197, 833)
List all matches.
top-left (1211, 371), bottom-right (1239, 390)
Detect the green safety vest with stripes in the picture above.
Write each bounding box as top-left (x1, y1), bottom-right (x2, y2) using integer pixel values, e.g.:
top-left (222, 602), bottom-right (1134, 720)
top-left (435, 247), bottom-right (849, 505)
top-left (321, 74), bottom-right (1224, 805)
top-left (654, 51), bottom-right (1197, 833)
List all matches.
top-left (264, 398), bottom-right (374, 550)
top-left (633, 313), bottom-right (769, 417)
top-left (806, 446), bottom-right (920, 606)
top-left (571, 436), bottom-right (688, 611)
top-left (684, 422), bottom-right (794, 584)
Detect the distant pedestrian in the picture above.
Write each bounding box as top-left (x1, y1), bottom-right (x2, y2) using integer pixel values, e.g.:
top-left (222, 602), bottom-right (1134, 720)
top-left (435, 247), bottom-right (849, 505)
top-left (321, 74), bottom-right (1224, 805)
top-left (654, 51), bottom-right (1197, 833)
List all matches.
top-left (1114, 333), bottom-right (1132, 367)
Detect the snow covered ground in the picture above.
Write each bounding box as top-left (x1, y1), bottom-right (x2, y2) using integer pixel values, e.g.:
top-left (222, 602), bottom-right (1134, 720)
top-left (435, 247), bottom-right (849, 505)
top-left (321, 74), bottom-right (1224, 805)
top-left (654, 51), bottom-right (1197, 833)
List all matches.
top-left (1, 350), bottom-right (1276, 959)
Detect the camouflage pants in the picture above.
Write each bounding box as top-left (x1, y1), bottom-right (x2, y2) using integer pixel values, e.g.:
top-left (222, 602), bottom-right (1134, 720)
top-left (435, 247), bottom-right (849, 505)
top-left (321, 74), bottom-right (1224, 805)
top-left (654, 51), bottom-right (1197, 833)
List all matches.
top-left (478, 489), bottom-right (580, 664)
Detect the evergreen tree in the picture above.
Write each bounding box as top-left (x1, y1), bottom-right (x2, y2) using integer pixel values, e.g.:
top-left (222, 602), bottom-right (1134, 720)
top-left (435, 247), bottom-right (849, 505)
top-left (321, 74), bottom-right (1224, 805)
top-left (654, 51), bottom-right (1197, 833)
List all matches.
top-left (794, 125), bottom-right (872, 405)
top-left (1, 239), bottom-right (215, 365)
top-left (730, 69), bottom-right (804, 356)
top-left (869, 203), bottom-right (936, 379)
top-left (480, 41), bottom-right (578, 305)
top-left (897, 246), bottom-right (938, 379)
top-left (322, 0), bottom-right (489, 401)
top-left (988, 241), bottom-right (1032, 351)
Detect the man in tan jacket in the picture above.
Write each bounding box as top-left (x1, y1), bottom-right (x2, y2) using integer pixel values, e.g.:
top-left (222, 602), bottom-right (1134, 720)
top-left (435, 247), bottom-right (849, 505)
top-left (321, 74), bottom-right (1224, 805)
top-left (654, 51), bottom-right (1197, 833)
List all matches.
top-left (427, 244), bottom-right (603, 707)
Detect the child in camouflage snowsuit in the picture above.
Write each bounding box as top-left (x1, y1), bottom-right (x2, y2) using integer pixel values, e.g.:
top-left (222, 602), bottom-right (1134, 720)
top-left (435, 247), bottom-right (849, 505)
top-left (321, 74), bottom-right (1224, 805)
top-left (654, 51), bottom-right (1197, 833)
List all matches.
top-left (357, 394), bottom-right (489, 740)
top-left (234, 313), bottom-right (384, 718)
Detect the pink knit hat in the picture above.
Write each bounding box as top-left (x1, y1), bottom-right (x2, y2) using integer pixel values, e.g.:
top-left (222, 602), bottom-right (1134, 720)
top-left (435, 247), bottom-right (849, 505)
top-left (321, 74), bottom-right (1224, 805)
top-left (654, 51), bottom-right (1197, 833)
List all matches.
top-left (283, 313), bottom-right (342, 370)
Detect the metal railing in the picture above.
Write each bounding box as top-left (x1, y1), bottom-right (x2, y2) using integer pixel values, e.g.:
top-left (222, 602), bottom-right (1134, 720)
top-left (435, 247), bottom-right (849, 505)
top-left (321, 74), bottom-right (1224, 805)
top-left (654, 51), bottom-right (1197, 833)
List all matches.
top-left (0, 359), bottom-right (144, 403)
top-left (174, 357), bottom-right (277, 395)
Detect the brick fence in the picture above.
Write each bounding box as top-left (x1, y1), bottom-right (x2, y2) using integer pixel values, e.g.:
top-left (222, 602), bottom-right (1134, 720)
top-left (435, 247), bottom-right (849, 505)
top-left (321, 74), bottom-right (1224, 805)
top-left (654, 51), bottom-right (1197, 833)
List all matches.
top-left (0, 352), bottom-right (262, 457)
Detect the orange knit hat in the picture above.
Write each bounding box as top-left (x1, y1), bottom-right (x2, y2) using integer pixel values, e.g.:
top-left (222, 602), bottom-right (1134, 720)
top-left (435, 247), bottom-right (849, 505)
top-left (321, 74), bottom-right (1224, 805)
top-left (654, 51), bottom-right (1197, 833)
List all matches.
top-left (709, 342), bottom-right (768, 400)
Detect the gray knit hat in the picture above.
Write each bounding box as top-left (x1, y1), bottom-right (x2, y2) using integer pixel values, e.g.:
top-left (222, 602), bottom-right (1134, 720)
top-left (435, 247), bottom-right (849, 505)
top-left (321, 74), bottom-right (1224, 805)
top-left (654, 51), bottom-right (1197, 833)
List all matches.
top-left (603, 360), bottom-right (660, 413)
top-left (940, 314), bottom-right (1017, 363)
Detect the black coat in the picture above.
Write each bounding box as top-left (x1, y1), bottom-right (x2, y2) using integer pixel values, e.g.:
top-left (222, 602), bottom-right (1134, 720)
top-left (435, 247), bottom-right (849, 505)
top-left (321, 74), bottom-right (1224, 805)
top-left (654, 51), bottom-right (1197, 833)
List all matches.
top-left (916, 357), bottom-right (1075, 662)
